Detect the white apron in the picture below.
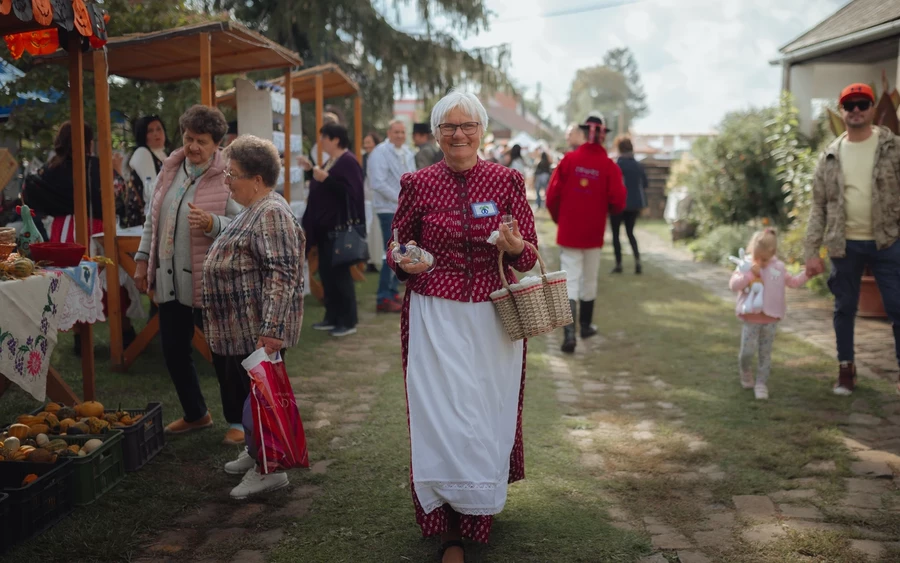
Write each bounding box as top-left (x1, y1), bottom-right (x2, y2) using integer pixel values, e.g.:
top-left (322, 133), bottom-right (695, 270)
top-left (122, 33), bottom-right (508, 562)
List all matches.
top-left (407, 292), bottom-right (524, 516)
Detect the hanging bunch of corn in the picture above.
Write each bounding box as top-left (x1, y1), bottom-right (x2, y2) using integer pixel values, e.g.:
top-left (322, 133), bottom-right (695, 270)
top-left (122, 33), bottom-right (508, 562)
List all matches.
top-left (827, 70), bottom-right (900, 136)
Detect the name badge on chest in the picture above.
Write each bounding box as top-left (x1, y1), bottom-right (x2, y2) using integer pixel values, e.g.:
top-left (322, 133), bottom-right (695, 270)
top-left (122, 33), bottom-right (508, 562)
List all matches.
top-left (470, 201), bottom-right (499, 218)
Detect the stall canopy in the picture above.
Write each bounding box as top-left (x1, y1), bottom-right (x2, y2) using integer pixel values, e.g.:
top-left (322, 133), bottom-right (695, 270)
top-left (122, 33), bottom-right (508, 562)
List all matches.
top-left (34, 20), bottom-right (302, 83)
top-left (217, 63), bottom-right (363, 162)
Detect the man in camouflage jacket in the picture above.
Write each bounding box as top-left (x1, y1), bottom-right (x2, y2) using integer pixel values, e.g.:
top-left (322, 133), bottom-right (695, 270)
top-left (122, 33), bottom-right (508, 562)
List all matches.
top-left (804, 83), bottom-right (900, 396)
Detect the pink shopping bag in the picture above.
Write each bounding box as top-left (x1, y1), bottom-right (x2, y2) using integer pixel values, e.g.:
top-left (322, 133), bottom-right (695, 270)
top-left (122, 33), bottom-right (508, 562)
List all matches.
top-left (241, 348), bottom-right (309, 473)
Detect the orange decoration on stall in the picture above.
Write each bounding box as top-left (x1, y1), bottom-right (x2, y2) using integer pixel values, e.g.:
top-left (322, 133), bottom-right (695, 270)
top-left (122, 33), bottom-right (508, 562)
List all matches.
top-left (3, 29), bottom-right (60, 59)
top-left (72, 0), bottom-right (93, 37)
top-left (3, 32), bottom-right (24, 59)
top-left (0, 0), bottom-right (11, 17)
top-left (32, 0), bottom-right (53, 26)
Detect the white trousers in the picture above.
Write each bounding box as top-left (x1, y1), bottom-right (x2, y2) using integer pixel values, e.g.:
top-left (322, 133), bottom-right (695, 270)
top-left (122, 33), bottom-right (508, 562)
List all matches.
top-left (559, 246), bottom-right (602, 301)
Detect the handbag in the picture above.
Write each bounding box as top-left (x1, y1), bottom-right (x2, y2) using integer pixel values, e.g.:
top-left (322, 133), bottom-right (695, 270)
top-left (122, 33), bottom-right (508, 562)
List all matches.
top-left (327, 161), bottom-right (369, 267)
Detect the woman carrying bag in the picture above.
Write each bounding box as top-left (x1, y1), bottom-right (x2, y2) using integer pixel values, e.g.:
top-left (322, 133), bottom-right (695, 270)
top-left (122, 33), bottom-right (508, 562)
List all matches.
top-left (300, 123), bottom-right (366, 338)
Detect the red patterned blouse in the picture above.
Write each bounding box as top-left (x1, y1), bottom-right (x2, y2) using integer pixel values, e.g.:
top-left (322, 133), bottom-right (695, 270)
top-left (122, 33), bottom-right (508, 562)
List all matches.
top-left (386, 158), bottom-right (538, 303)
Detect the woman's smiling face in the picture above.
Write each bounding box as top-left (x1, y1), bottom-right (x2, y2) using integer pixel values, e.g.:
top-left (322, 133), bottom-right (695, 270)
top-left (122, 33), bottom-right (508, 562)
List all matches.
top-left (437, 107), bottom-right (481, 162)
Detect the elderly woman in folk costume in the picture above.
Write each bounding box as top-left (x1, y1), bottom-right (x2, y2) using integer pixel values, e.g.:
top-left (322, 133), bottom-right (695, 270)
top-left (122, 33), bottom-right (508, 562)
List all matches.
top-left (386, 89), bottom-right (538, 563)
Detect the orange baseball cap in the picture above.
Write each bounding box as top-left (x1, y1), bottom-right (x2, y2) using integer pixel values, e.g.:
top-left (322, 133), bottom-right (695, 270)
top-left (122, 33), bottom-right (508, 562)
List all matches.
top-left (839, 83), bottom-right (875, 104)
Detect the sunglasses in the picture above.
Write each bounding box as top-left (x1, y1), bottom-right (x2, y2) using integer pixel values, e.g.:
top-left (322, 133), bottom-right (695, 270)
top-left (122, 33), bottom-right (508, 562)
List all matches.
top-left (842, 100), bottom-right (872, 112)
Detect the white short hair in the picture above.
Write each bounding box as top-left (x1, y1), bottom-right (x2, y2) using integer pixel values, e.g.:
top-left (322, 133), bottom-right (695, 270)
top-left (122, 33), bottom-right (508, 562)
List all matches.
top-left (430, 88), bottom-right (489, 138)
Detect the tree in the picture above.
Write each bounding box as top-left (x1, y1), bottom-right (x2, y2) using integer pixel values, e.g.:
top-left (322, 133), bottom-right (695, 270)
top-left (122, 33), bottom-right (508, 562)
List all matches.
top-left (207, 0), bottom-right (511, 131)
top-left (603, 47), bottom-right (647, 133)
top-left (559, 65), bottom-right (628, 127)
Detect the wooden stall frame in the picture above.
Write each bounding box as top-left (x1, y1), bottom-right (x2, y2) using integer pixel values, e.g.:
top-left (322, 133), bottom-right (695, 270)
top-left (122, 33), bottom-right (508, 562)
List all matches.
top-left (34, 21), bottom-right (303, 371)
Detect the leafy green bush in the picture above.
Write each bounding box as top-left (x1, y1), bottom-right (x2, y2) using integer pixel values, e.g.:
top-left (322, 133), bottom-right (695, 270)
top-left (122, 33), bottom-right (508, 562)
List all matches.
top-left (683, 108), bottom-right (787, 233)
top-left (688, 224), bottom-right (757, 266)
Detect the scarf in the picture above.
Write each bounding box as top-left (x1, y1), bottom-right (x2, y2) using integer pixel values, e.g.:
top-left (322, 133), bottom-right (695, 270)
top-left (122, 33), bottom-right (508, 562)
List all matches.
top-left (159, 156), bottom-right (212, 261)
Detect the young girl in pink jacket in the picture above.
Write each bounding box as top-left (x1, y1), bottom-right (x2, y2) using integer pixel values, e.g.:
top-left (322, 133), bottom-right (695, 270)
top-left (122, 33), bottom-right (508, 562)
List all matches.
top-left (729, 229), bottom-right (809, 400)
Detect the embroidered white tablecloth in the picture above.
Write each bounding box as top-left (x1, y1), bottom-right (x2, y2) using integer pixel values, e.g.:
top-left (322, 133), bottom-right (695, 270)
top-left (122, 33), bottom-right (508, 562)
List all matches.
top-left (0, 272), bottom-right (71, 401)
top-left (50, 261), bottom-right (105, 332)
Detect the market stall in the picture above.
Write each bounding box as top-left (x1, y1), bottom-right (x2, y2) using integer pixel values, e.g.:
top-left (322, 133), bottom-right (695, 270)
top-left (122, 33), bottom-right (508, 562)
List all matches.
top-left (217, 63), bottom-right (367, 300)
top-left (33, 21), bottom-right (303, 370)
top-left (0, 0), bottom-right (111, 404)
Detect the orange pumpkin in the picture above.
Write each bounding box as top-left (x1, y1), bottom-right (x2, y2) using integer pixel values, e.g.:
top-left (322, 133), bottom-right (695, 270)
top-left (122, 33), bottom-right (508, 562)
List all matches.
top-left (32, 0), bottom-right (52, 26)
top-left (0, 0), bottom-right (11, 16)
top-left (21, 474), bottom-right (38, 486)
top-left (75, 401), bottom-right (104, 418)
top-left (8, 424), bottom-right (29, 440)
top-left (43, 402), bottom-right (62, 415)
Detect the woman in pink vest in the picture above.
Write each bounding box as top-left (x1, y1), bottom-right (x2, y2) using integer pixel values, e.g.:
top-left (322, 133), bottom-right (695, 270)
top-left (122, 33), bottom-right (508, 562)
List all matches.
top-left (133, 105), bottom-right (243, 444)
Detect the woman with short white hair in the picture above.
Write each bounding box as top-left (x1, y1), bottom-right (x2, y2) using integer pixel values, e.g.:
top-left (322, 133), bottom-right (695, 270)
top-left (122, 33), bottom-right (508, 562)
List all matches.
top-left (386, 88), bottom-right (538, 562)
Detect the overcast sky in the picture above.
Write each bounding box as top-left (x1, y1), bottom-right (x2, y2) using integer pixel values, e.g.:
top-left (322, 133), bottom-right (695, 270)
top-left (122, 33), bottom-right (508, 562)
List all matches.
top-left (386, 0), bottom-right (849, 133)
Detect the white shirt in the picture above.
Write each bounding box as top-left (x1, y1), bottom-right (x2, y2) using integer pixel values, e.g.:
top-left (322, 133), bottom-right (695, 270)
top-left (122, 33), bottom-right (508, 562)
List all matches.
top-left (367, 141), bottom-right (415, 214)
top-left (129, 146), bottom-right (168, 215)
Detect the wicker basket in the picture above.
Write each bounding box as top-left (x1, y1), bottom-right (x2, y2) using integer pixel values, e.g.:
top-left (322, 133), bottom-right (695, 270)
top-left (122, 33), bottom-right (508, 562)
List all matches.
top-left (490, 241), bottom-right (573, 341)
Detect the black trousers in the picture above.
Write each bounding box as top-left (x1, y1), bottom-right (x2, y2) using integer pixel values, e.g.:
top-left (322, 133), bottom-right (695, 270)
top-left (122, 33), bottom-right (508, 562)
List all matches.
top-left (213, 349), bottom-right (288, 426)
top-left (158, 301), bottom-right (208, 423)
top-left (318, 235), bottom-right (358, 329)
top-left (610, 210), bottom-right (641, 265)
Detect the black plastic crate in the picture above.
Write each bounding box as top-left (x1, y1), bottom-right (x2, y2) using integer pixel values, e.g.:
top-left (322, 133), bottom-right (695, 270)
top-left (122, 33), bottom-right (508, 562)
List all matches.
top-left (104, 403), bottom-right (165, 472)
top-left (0, 492), bottom-right (8, 555)
top-left (0, 459), bottom-right (74, 550)
top-left (59, 431), bottom-right (126, 505)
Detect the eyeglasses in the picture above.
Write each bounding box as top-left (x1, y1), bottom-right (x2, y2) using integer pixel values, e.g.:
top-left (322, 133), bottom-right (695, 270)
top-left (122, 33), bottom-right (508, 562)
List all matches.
top-left (842, 100), bottom-right (872, 112)
top-left (224, 169), bottom-right (252, 182)
top-left (437, 122), bottom-right (480, 137)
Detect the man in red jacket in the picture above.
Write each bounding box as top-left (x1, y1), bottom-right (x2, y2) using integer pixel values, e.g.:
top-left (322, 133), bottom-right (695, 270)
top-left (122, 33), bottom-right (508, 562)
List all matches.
top-left (546, 112), bottom-right (627, 353)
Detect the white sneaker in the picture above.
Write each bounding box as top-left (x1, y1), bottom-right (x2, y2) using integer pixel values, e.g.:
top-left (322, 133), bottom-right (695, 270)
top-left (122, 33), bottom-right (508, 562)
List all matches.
top-left (754, 384), bottom-right (769, 400)
top-left (741, 371), bottom-right (755, 389)
top-left (224, 448), bottom-right (256, 475)
top-left (229, 467), bottom-right (289, 499)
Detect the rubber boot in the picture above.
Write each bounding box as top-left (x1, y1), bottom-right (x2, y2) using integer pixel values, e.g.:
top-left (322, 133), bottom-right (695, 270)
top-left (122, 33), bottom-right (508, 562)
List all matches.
top-left (561, 300), bottom-right (577, 353)
top-left (580, 300), bottom-right (598, 338)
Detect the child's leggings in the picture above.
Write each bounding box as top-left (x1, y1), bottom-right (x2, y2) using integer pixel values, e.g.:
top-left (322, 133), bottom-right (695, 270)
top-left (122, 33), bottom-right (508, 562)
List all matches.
top-left (740, 322), bottom-right (778, 384)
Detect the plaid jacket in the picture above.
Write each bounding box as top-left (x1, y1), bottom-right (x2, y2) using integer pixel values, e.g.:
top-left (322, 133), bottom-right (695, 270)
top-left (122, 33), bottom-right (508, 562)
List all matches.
top-left (202, 192), bottom-right (305, 356)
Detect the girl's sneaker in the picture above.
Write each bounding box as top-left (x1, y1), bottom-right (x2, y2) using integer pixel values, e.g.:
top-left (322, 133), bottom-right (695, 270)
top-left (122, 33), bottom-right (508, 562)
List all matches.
top-left (754, 383), bottom-right (769, 400)
top-left (741, 371), bottom-right (755, 389)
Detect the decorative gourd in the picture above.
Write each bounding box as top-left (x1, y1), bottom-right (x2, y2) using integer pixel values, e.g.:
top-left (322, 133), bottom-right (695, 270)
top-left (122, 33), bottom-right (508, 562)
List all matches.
top-left (28, 424), bottom-right (50, 437)
top-left (103, 413), bottom-right (119, 425)
top-left (2, 436), bottom-right (20, 452)
top-left (26, 448), bottom-right (52, 463)
top-left (39, 413), bottom-right (60, 433)
top-left (35, 433), bottom-right (49, 447)
top-left (43, 402), bottom-right (62, 415)
top-left (44, 439), bottom-right (68, 454)
top-left (84, 417), bottom-right (108, 434)
top-left (16, 415), bottom-right (42, 426)
top-left (12, 257), bottom-right (34, 277)
top-left (8, 424), bottom-right (29, 440)
top-left (66, 444), bottom-right (80, 455)
top-left (21, 474), bottom-right (38, 486)
top-left (57, 407), bottom-right (77, 421)
top-left (69, 422), bottom-right (90, 435)
top-left (81, 438), bottom-right (103, 454)
top-left (75, 401), bottom-right (104, 418)
top-left (59, 418), bottom-right (76, 433)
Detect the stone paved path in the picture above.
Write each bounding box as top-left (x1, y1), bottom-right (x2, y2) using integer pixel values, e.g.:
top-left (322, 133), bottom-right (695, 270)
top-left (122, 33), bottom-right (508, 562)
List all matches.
top-left (542, 228), bottom-right (900, 562)
top-left (636, 228), bottom-right (898, 383)
top-left (133, 307), bottom-right (390, 563)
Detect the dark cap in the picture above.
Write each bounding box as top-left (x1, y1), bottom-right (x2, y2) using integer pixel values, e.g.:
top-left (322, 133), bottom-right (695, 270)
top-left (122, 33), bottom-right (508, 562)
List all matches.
top-left (412, 122), bottom-right (432, 135)
top-left (579, 111), bottom-right (604, 129)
